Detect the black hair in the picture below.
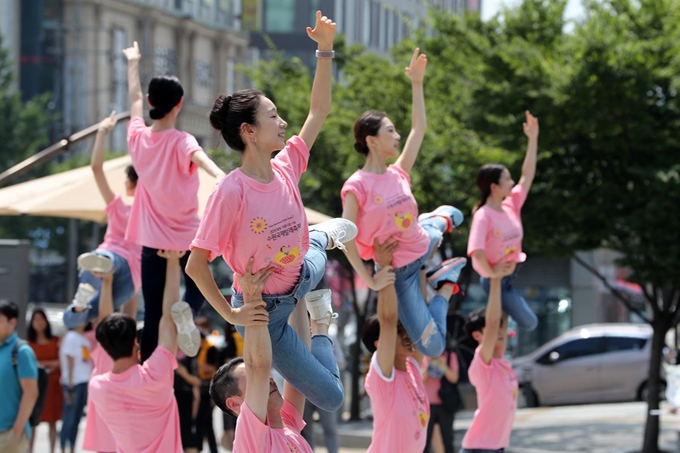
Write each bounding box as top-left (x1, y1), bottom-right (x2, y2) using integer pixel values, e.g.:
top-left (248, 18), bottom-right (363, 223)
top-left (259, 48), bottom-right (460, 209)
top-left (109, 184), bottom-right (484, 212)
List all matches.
top-left (95, 313), bottom-right (137, 360)
top-left (353, 110), bottom-right (387, 155)
top-left (0, 300), bottom-right (19, 321)
top-left (210, 357), bottom-right (245, 417)
top-left (209, 89), bottom-right (264, 152)
top-left (125, 165), bottom-right (138, 186)
top-left (27, 309), bottom-right (53, 342)
top-left (361, 314), bottom-right (407, 354)
top-left (148, 75), bottom-right (184, 120)
top-left (474, 163), bottom-right (506, 212)
top-left (464, 306), bottom-right (487, 337)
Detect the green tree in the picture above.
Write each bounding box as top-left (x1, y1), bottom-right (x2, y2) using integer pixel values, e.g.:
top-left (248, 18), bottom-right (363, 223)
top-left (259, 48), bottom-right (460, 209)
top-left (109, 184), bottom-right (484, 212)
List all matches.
top-left (419, 1), bottom-right (680, 451)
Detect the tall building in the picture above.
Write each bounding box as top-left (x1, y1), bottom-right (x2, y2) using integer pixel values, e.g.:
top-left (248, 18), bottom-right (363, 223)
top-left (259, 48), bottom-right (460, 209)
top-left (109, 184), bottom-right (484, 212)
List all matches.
top-left (14, 0), bottom-right (249, 147)
top-left (246, 0), bottom-right (482, 66)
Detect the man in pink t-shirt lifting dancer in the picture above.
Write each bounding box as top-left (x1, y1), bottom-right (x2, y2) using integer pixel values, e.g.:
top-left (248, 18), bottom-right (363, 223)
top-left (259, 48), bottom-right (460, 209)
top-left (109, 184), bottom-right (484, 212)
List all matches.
top-left (361, 238), bottom-right (431, 453)
top-left (88, 250), bottom-right (191, 453)
top-left (208, 259), bottom-right (341, 453)
top-left (460, 262), bottom-right (518, 453)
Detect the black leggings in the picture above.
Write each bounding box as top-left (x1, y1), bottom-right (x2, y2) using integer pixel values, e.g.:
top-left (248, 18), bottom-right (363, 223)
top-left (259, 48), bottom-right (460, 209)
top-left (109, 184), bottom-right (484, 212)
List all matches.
top-left (140, 247), bottom-right (205, 362)
top-left (424, 404), bottom-right (456, 453)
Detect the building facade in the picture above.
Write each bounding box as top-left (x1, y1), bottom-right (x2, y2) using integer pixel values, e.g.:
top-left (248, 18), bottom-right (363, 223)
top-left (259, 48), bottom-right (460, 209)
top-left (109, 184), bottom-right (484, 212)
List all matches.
top-left (246, 0), bottom-right (482, 66)
top-left (13, 0), bottom-right (248, 148)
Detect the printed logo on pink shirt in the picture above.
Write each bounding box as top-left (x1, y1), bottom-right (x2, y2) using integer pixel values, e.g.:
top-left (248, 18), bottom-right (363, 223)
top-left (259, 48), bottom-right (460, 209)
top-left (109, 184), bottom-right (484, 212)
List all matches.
top-left (394, 211), bottom-right (414, 230)
top-left (251, 217), bottom-right (267, 234)
top-left (274, 246), bottom-right (301, 266)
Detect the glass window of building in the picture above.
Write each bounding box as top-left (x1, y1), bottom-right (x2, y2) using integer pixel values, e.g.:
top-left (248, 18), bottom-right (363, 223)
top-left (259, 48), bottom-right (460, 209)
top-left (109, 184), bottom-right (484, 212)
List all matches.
top-left (265, 0), bottom-right (295, 32)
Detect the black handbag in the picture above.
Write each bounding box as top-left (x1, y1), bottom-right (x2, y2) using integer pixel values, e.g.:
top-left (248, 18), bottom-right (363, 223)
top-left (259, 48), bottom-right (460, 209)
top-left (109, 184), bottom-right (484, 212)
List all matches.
top-left (437, 350), bottom-right (463, 412)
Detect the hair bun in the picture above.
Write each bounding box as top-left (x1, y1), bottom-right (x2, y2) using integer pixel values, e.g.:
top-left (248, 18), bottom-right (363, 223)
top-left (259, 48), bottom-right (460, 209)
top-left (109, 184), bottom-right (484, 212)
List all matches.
top-left (209, 94), bottom-right (232, 131)
top-left (353, 142), bottom-right (366, 154)
top-left (149, 106), bottom-right (168, 120)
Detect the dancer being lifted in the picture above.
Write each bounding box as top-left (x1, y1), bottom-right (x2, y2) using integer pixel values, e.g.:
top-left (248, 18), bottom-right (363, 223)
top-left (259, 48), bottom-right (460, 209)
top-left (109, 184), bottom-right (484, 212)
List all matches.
top-left (187, 11), bottom-right (355, 412)
top-left (342, 48), bottom-right (466, 358)
top-left (122, 41), bottom-right (225, 361)
top-left (63, 112), bottom-right (140, 331)
top-left (468, 111), bottom-right (539, 331)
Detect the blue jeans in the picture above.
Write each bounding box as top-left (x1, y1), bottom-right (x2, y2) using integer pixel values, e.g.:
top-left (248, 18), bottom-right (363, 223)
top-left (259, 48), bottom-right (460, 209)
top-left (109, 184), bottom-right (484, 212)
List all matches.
top-left (63, 250), bottom-right (135, 329)
top-left (480, 268), bottom-right (538, 331)
top-left (392, 216), bottom-right (449, 357)
top-left (60, 383), bottom-right (88, 450)
top-left (232, 231), bottom-right (343, 412)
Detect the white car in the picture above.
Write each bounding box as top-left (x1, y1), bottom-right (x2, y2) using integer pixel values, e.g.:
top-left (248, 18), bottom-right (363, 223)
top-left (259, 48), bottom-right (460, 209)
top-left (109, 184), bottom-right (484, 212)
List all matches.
top-left (512, 323), bottom-right (663, 407)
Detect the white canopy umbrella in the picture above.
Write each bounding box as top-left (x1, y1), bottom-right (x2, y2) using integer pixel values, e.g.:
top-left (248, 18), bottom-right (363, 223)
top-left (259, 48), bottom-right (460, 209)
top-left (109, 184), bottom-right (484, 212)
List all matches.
top-left (0, 156), bottom-right (332, 224)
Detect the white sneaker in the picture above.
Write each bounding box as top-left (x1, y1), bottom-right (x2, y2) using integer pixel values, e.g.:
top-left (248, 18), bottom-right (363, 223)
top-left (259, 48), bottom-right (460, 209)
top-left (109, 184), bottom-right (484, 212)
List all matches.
top-left (72, 283), bottom-right (96, 309)
top-left (311, 219), bottom-right (358, 251)
top-left (171, 302), bottom-right (201, 357)
top-left (78, 252), bottom-right (114, 274)
top-left (305, 289), bottom-right (338, 326)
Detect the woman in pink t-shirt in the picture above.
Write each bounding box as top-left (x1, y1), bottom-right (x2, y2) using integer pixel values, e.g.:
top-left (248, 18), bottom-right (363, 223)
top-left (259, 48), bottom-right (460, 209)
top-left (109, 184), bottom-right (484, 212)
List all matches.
top-left (341, 48), bottom-right (466, 358)
top-left (467, 111), bottom-right (539, 331)
top-left (121, 41), bottom-right (225, 361)
top-left (63, 113), bottom-right (141, 332)
top-left (187, 12), bottom-right (356, 413)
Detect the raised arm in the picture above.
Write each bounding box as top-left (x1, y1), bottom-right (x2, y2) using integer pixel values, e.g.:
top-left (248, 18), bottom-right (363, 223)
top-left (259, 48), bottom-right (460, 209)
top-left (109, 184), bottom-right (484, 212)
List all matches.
top-left (518, 111), bottom-right (539, 193)
top-left (283, 299), bottom-right (310, 415)
top-left (479, 277), bottom-right (502, 365)
top-left (157, 250), bottom-right (185, 355)
top-left (93, 271), bottom-right (115, 324)
top-left (374, 238), bottom-right (398, 377)
top-left (239, 259), bottom-right (273, 423)
top-left (395, 48), bottom-right (428, 174)
top-left (90, 112), bottom-right (118, 205)
top-left (341, 194), bottom-right (397, 291)
top-left (122, 41), bottom-right (144, 119)
top-left (298, 11), bottom-right (336, 150)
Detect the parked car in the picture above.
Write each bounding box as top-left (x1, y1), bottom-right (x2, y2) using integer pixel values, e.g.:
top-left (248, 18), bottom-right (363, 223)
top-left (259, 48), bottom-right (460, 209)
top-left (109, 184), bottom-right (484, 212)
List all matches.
top-left (512, 323), bottom-right (664, 407)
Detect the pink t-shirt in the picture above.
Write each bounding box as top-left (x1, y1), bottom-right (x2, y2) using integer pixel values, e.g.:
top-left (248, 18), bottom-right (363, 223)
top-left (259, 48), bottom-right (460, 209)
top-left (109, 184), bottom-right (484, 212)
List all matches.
top-left (88, 346), bottom-right (182, 453)
top-left (341, 165), bottom-right (430, 268)
top-left (233, 400), bottom-right (312, 453)
top-left (125, 117), bottom-right (202, 250)
top-left (97, 196), bottom-right (142, 292)
top-left (365, 354), bottom-right (430, 452)
top-left (421, 352), bottom-right (459, 405)
top-left (467, 184), bottom-right (528, 277)
top-left (82, 344), bottom-right (116, 452)
top-left (191, 136), bottom-right (310, 295)
top-left (461, 347), bottom-right (518, 450)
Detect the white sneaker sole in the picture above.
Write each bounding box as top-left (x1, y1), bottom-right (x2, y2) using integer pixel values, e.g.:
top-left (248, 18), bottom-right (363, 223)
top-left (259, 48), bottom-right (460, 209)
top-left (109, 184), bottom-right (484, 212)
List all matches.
top-left (78, 253), bottom-right (114, 274)
top-left (171, 302), bottom-right (200, 357)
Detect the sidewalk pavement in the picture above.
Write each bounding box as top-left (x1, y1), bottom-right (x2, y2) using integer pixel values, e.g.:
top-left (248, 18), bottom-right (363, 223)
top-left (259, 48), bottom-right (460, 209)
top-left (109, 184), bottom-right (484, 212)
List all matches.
top-left (327, 402), bottom-right (680, 452)
top-left (33, 401), bottom-right (680, 452)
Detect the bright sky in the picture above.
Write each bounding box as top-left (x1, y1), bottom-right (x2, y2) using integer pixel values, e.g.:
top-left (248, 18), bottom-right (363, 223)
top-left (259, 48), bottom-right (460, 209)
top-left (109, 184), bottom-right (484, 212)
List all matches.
top-left (481, 0), bottom-right (585, 21)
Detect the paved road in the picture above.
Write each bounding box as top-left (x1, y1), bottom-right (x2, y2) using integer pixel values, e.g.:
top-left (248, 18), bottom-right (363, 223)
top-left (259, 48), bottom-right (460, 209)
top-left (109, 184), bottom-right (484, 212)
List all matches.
top-left (32, 402), bottom-right (680, 452)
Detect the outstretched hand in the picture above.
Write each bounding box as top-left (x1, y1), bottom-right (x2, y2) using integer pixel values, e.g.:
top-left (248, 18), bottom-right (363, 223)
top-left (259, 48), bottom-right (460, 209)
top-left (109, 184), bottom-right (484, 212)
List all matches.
top-left (237, 258), bottom-right (274, 301)
top-left (306, 11), bottom-right (336, 49)
top-left (405, 48), bottom-right (428, 83)
top-left (122, 41), bottom-right (141, 61)
top-left (523, 111), bottom-right (539, 140)
top-left (97, 111), bottom-right (118, 134)
top-left (373, 236), bottom-right (399, 268)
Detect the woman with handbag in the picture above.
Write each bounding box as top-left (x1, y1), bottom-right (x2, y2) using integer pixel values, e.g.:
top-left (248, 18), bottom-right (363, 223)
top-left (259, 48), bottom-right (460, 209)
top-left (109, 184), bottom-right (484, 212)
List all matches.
top-left (422, 348), bottom-right (460, 453)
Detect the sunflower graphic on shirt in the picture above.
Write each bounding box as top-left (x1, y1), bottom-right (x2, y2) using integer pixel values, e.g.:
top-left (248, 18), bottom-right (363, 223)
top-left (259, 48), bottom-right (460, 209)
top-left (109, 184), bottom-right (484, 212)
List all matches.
top-left (251, 217), bottom-right (267, 234)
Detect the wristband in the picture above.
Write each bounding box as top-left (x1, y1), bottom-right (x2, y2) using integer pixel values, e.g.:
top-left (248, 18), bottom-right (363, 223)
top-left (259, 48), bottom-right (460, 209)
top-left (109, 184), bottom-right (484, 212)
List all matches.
top-left (315, 50), bottom-right (335, 59)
